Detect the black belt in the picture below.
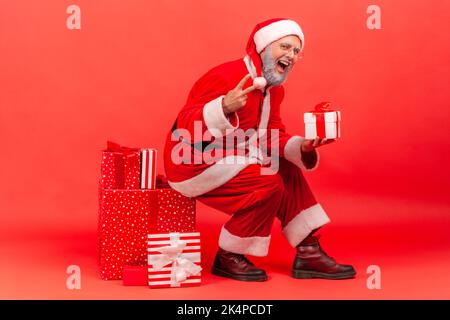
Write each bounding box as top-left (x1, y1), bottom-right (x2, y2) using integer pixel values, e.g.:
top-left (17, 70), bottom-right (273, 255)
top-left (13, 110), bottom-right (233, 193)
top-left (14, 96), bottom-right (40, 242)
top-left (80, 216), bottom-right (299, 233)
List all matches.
top-left (171, 119), bottom-right (213, 152)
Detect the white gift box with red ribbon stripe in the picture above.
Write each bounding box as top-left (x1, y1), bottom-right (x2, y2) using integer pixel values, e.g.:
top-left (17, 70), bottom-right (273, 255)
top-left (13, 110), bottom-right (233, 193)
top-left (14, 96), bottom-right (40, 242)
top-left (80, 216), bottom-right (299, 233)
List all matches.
top-left (147, 232), bottom-right (201, 288)
top-left (140, 148), bottom-right (157, 189)
top-left (304, 102), bottom-right (341, 139)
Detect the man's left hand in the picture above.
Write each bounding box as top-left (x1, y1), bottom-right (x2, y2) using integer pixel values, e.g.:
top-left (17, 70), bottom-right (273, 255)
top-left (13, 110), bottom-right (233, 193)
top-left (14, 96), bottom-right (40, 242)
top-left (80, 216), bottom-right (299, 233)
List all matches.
top-left (301, 137), bottom-right (335, 153)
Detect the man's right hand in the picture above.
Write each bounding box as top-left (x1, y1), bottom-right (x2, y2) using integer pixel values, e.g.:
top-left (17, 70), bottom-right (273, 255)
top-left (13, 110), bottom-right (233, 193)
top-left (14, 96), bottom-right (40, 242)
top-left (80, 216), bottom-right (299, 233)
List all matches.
top-left (222, 74), bottom-right (256, 114)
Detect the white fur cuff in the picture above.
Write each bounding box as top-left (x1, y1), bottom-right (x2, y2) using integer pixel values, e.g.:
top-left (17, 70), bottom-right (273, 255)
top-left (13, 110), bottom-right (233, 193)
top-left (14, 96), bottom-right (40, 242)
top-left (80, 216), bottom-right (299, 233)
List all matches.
top-left (203, 95), bottom-right (239, 139)
top-left (282, 204), bottom-right (331, 247)
top-left (218, 226), bottom-right (271, 257)
top-left (284, 136), bottom-right (319, 171)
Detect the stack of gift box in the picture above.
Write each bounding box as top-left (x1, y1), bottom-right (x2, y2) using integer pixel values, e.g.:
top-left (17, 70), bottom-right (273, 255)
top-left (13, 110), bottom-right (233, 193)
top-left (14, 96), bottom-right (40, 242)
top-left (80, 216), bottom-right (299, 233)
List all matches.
top-left (98, 141), bottom-right (201, 288)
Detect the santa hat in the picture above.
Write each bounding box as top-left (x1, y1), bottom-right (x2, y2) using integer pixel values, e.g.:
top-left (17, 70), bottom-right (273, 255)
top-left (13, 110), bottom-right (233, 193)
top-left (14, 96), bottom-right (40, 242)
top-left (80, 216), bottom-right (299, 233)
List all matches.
top-left (246, 18), bottom-right (304, 83)
top-left (253, 19), bottom-right (304, 53)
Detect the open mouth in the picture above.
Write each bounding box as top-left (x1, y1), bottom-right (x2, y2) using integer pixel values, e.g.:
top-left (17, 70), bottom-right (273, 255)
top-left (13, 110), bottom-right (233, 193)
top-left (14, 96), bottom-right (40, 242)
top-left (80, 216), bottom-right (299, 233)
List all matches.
top-left (276, 60), bottom-right (291, 74)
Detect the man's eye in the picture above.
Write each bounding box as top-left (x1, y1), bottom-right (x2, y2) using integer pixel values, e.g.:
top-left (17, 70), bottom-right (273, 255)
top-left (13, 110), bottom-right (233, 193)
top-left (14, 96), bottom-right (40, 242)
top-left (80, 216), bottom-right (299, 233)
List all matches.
top-left (294, 48), bottom-right (301, 55)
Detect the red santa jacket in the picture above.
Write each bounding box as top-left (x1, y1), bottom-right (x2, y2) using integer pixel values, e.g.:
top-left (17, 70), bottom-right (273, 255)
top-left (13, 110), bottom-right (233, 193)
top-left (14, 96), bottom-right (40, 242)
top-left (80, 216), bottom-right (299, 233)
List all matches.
top-left (163, 53), bottom-right (319, 198)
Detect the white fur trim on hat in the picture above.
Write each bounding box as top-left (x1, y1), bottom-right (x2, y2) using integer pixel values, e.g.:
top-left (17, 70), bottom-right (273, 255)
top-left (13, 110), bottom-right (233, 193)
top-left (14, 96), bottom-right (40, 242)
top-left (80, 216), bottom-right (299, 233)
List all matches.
top-left (254, 19), bottom-right (305, 53)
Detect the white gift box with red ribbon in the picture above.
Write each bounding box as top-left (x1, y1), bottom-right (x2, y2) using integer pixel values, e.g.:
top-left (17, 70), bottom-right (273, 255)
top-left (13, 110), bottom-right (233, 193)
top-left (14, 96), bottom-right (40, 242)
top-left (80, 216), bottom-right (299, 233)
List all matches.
top-left (147, 232), bottom-right (202, 288)
top-left (304, 102), bottom-right (341, 139)
top-left (140, 148), bottom-right (157, 189)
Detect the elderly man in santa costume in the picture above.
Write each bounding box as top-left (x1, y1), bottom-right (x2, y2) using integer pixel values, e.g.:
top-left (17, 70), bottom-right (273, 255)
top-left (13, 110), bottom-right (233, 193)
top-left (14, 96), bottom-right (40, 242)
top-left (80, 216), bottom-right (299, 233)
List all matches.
top-left (164, 18), bottom-right (356, 281)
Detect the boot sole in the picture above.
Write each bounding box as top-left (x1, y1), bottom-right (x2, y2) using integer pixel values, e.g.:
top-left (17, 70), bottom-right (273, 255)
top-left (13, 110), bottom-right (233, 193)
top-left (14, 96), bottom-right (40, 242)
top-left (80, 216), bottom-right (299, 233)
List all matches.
top-left (292, 269), bottom-right (356, 280)
top-left (212, 266), bottom-right (267, 282)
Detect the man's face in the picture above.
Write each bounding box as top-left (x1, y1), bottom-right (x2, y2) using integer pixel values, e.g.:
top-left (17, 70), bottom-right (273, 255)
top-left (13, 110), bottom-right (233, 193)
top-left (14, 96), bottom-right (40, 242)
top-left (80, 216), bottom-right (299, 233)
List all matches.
top-left (260, 35), bottom-right (302, 86)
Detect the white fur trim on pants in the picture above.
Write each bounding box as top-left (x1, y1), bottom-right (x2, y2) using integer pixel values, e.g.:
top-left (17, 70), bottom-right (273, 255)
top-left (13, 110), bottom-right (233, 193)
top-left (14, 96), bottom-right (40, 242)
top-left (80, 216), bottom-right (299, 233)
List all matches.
top-left (219, 226), bottom-right (271, 257)
top-left (282, 204), bottom-right (331, 247)
top-left (284, 135), bottom-right (319, 171)
top-left (203, 95), bottom-right (239, 139)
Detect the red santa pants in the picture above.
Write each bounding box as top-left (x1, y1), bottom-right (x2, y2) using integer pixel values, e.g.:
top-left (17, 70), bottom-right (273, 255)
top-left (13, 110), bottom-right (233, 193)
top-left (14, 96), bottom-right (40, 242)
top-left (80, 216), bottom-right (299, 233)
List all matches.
top-left (197, 158), bottom-right (331, 256)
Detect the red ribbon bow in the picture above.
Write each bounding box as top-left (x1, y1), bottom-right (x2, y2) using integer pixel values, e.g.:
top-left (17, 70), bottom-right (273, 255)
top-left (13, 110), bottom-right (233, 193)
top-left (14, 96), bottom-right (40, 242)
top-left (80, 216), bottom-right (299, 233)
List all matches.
top-left (106, 141), bottom-right (141, 189)
top-left (310, 102), bottom-right (337, 139)
top-left (107, 141), bottom-right (140, 157)
top-left (312, 101), bottom-right (334, 113)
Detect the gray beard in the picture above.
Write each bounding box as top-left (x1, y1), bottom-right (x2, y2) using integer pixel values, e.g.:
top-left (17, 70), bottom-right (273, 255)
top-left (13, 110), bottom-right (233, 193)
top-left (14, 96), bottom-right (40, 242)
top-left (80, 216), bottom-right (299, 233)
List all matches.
top-left (261, 46), bottom-right (290, 86)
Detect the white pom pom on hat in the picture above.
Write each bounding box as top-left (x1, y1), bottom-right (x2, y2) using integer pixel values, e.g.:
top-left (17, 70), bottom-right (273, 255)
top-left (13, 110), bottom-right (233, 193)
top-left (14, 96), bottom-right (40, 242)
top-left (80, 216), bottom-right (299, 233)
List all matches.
top-left (253, 77), bottom-right (267, 90)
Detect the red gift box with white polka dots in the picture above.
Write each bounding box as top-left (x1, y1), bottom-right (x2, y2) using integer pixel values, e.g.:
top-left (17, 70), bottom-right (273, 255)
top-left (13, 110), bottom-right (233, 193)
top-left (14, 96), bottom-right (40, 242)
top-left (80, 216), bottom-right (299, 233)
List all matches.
top-left (100, 146), bottom-right (141, 190)
top-left (98, 187), bottom-right (196, 280)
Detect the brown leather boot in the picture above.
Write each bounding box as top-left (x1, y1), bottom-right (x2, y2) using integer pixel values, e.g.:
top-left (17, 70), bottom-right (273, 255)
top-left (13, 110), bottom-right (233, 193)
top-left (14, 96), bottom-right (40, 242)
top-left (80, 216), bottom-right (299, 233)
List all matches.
top-left (211, 248), bottom-right (267, 281)
top-left (292, 235), bottom-right (356, 280)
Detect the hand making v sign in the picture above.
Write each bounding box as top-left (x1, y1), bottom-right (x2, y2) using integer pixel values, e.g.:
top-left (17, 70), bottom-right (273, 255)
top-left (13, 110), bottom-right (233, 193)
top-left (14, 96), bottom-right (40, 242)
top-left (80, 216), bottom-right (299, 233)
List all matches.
top-left (222, 74), bottom-right (257, 115)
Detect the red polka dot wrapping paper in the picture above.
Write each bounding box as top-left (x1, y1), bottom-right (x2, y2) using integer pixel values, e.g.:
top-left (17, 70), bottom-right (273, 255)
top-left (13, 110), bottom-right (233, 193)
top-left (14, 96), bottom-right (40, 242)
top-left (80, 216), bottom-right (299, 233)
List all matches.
top-left (149, 189), bottom-right (196, 233)
top-left (98, 188), bottom-right (196, 280)
top-left (100, 150), bottom-right (141, 190)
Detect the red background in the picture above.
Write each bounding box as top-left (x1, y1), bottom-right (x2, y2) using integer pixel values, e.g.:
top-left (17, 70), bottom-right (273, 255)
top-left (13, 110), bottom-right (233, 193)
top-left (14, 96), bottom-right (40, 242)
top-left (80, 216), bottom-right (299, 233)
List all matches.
top-left (1, 0), bottom-right (449, 299)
